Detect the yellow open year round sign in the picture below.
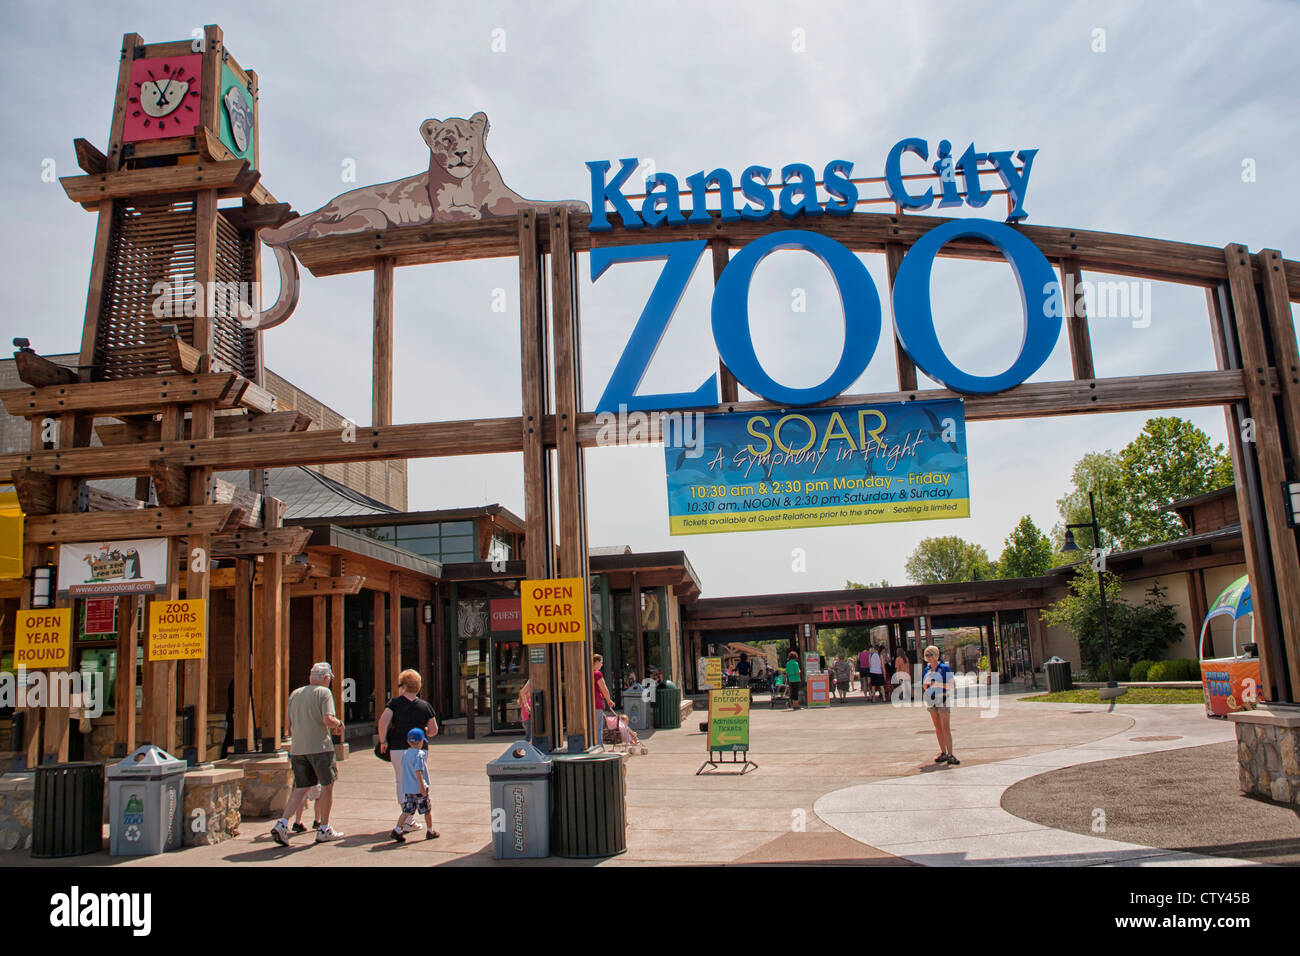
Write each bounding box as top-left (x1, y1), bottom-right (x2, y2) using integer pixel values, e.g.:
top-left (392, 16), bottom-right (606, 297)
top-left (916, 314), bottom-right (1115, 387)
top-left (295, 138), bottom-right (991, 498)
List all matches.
top-left (520, 577), bottom-right (587, 645)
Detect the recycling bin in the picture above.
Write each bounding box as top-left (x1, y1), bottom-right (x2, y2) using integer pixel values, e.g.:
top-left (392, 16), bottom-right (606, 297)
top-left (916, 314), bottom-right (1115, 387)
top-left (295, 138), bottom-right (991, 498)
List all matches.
top-left (653, 680), bottom-right (682, 729)
top-left (622, 683), bottom-right (650, 732)
top-left (32, 762), bottom-right (104, 858)
top-left (107, 745), bottom-right (186, 856)
top-left (486, 740), bottom-right (553, 860)
top-left (550, 750), bottom-right (626, 859)
top-left (1046, 660), bottom-right (1073, 693)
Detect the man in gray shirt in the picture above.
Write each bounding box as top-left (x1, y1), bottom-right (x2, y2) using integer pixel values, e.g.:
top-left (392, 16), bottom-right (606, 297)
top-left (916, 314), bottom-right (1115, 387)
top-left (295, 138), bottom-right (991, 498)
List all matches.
top-left (272, 662), bottom-right (345, 845)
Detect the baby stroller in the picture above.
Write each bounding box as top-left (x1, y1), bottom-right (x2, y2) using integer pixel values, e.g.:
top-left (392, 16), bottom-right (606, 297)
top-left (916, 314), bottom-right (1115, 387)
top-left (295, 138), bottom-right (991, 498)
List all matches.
top-left (601, 709), bottom-right (648, 755)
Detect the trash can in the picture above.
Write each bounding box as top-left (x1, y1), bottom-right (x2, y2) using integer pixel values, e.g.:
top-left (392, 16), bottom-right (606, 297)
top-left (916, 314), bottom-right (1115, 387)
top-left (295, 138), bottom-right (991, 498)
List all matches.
top-left (623, 683), bottom-right (650, 732)
top-left (653, 680), bottom-right (682, 729)
top-left (550, 751), bottom-right (626, 859)
top-left (106, 745), bottom-right (186, 856)
top-left (486, 740), bottom-right (552, 860)
top-left (32, 762), bottom-right (104, 858)
top-left (1046, 660), bottom-right (1073, 693)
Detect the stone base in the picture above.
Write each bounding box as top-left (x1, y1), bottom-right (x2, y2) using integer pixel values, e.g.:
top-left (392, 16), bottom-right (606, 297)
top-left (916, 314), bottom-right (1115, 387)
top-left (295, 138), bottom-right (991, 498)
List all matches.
top-left (182, 767), bottom-right (243, 846)
top-left (1229, 704), bottom-right (1300, 806)
top-left (222, 753), bottom-right (292, 819)
top-left (0, 773), bottom-right (35, 852)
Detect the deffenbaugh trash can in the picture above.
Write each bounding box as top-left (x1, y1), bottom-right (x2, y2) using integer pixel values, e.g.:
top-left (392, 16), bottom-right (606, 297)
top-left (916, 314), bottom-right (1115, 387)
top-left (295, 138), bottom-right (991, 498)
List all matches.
top-left (107, 745), bottom-right (186, 856)
top-left (487, 740), bottom-right (553, 860)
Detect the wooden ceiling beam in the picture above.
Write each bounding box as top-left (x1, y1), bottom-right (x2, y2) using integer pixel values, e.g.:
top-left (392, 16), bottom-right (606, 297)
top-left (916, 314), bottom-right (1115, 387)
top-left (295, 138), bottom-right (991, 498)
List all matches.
top-left (60, 159), bottom-right (259, 209)
top-left (94, 409), bottom-right (311, 446)
top-left (289, 575), bottom-right (364, 597)
top-left (12, 468), bottom-right (57, 515)
top-left (13, 350), bottom-right (78, 388)
top-left (1, 372), bottom-right (239, 419)
top-left (211, 527), bottom-right (311, 556)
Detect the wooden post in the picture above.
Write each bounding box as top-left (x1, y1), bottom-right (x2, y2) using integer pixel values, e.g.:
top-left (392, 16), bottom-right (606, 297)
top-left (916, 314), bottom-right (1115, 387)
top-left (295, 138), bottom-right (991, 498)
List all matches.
top-left (280, 575), bottom-right (291, 725)
top-left (519, 209), bottom-right (556, 749)
top-left (233, 558), bottom-right (252, 752)
top-left (373, 256), bottom-right (395, 427)
top-left (17, 536), bottom-right (43, 769)
top-left (885, 242), bottom-right (918, 391)
top-left (418, 588), bottom-right (431, 700)
top-left (710, 238), bottom-right (739, 403)
top-left (388, 570), bottom-right (402, 699)
top-left (258, 498), bottom-right (284, 750)
top-left (330, 593), bottom-right (345, 719)
top-left (550, 208), bottom-right (593, 750)
top-left (1224, 246), bottom-right (1300, 701)
top-left (43, 413), bottom-right (81, 763)
top-left (1060, 257), bottom-right (1096, 380)
top-left (182, 399), bottom-right (215, 765)
top-left (372, 589), bottom-right (387, 716)
top-left (312, 596), bottom-right (327, 664)
top-left (114, 595), bottom-right (138, 756)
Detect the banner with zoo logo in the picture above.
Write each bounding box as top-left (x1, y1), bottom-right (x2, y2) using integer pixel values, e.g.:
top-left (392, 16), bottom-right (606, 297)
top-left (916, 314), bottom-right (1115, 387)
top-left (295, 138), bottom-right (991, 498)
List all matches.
top-left (664, 399), bottom-right (969, 535)
top-left (58, 538), bottom-right (169, 596)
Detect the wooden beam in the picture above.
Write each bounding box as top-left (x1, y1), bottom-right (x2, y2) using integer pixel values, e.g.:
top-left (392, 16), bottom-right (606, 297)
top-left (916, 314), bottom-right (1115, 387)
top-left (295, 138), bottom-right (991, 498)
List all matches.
top-left (288, 209), bottom-right (1300, 297)
top-left (257, 499), bottom-right (284, 750)
top-left (290, 575), bottom-right (364, 597)
top-left (105, 32), bottom-right (141, 172)
top-left (150, 460), bottom-right (190, 508)
top-left (233, 558), bottom-right (253, 751)
top-left (373, 257), bottom-right (395, 427)
top-left (73, 138), bottom-right (107, 175)
top-left (182, 399), bottom-right (216, 764)
top-left (1, 373), bottom-right (239, 419)
top-left (77, 200), bottom-right (116, 377)
top-left (389, 570), bottom-right (401, 706)
top-left (1256, 249), bottom-right (1300, 458)
top-left (84, 484), bottom-right (145, 512)
top-left (211, 478), bottom-right (262, 528)
top-left (220, 203), bottom-right (295, 232)
top-left (165, 337), bottom-right (203, 374)
top-left (11, 468), bottom-right (56, 515)
top-left (113, 595), bottom-right (138, 756)
top-left (60, 160), bottom-right (258, 209)
top-left (211, 527), bottom-right (311, 557)
top-left (373, 588), bottom-right (387, 710)
top-left (23, 504), bottom-right (235, 543)
top-left (95, 409), bottom-right (312, 445)
top-left (232, 380), bottom-right (276, 414)
top-left (885, 242), bottom-right (918, 392)
top-left (710, 239), bottom-right (739, 403)
top-left (1061, 257), bottom-right (1096, 380)
top-left (0, 369), bottom-right (1266, 481)
top-left (13, 351), bottom-right (78, 388)
top-left (312, 595), bottom-right (326, 666)
top-left (330, 592), bottom-right (344, 719)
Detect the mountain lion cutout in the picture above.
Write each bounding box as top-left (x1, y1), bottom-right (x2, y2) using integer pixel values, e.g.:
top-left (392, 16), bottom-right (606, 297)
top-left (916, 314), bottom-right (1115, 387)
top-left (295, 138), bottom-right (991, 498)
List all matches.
top-left (249, 112), bottom-right (589, 329)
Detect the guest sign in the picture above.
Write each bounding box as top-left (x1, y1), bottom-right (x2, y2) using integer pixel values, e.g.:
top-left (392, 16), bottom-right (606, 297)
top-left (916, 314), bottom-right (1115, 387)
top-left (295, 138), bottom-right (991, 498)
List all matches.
top-left (665, 399), bottom-right (968, 534)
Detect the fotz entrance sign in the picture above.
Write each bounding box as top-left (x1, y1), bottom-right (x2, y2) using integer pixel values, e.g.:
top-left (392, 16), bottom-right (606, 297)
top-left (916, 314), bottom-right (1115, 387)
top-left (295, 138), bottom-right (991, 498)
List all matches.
top-left (586, 146), bottom-right (1063, 413)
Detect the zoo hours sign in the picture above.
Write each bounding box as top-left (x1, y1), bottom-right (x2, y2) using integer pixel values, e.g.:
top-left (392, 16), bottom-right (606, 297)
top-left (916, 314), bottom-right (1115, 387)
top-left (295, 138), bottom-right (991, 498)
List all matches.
top-left (584, 141), bottom-right (1064, 414)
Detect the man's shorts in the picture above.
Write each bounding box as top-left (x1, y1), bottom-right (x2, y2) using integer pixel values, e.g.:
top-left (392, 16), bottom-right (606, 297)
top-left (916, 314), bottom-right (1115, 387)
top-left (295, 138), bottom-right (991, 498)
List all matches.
top-left (858, 667), bottom-right (870, 682)
top-left (290, 751), bottom-right (337, 789)
top-left (401, 793), bottom-right (431, 815)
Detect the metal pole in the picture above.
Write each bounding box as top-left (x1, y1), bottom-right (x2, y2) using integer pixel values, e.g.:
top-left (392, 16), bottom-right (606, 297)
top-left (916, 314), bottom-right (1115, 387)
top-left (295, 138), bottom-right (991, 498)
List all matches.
top-left (1091, 491), bottom-right (1118, 689)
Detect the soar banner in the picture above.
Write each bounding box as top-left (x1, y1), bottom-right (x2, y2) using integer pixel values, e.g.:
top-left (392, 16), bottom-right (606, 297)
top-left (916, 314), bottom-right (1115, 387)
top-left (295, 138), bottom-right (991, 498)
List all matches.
top-left (665, 399), bottom-right (969, 535)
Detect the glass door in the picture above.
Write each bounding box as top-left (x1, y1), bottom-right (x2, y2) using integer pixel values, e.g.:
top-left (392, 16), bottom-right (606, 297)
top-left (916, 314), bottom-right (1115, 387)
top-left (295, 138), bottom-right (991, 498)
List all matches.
top-left (491, 637), bottom-right (526, 733)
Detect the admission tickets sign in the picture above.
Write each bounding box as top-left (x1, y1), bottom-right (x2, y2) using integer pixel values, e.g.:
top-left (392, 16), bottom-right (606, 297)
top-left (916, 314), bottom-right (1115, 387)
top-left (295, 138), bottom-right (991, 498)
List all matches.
top-left (708, 687), bottom-right (751, 753)
top-left (148, 599), bottom-right (206, 661)
top-left (665, 399), bottom-right (969, 535)
top-left (14, 609), bottom-right (71, 669)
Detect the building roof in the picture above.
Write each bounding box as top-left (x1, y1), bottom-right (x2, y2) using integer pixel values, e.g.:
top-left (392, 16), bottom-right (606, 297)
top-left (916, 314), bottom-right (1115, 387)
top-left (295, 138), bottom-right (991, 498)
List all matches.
top-left (291, 504), bottom-right (525, 534)
top-left (1159, 485), bottom-right (1236, 513)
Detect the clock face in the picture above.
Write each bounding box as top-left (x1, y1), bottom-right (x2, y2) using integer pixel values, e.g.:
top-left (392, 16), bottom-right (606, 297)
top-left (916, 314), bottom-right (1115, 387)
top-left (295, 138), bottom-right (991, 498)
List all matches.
top-left (122, 54), bottom-right (202, 143)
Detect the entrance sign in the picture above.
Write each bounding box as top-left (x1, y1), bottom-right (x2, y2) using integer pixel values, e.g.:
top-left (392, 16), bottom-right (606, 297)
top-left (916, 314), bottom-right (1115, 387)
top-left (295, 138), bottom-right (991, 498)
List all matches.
top-left (148, 599), bottom-right (207, 661)
top-left (665, 399), bottom-right (969, 534)
top-left (15, 609), bottom-right (71, 669)
top-left (520, 578), bottom-right (587, 644)
top-left (58, 538), bottom-right (168, 597)
top-left (707, 688), bottom-right (751, 751)
top-left (591, 222), bottom-right (1063, 412)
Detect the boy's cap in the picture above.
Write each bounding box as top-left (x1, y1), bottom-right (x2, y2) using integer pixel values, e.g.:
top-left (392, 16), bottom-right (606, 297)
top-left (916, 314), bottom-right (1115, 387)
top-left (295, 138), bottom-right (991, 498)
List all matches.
top-left (407, 728), bottom-right (426, 742)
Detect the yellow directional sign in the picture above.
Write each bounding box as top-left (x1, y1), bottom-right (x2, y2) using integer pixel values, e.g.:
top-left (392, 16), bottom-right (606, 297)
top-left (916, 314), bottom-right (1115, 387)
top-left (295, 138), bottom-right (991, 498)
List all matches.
top-left (708, 687), bottom-right (750, 752)
top-left (704, 656), bottom-right (722, 690)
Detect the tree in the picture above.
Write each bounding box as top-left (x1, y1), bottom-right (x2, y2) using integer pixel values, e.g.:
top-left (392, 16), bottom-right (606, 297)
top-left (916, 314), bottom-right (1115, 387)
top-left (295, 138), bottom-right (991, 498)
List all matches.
top-left (1040, 566), bottom-right (1183, 672)
top-left (998, 515), bottom-right (1054, 579)
top-left (1056, 417), bottom-right (1234, 551)
top-left (844, 578), bottom-right (891, 590)
top-left (904, 536), bottom-right (993, 585)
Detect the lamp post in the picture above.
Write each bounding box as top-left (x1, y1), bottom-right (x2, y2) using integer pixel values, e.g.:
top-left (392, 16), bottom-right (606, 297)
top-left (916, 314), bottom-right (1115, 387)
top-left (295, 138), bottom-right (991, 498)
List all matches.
top-left (1062, 491), bottom-right (1125, 700)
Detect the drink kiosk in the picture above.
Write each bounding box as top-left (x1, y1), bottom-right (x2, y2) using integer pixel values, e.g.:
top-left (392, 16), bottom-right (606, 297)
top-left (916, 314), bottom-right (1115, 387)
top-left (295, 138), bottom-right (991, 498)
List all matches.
top-left (1198, 575), bottom-right (1264, 718)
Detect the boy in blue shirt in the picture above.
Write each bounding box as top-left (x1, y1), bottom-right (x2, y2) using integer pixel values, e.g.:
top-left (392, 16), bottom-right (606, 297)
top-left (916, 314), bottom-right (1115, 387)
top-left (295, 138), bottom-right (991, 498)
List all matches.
top-left (391, 728), bottom-right (439, 842)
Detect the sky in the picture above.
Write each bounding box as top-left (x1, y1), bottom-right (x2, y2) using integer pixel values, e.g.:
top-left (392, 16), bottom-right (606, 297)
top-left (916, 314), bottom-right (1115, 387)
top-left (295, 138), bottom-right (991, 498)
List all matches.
top-left (2, 0), bottom-right (1298, 597)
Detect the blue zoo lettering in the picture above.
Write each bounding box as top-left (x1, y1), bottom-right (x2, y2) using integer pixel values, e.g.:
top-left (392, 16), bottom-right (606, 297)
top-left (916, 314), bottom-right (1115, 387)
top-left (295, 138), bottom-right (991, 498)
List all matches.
top-left (592, 219), bottom-right (1063, 413)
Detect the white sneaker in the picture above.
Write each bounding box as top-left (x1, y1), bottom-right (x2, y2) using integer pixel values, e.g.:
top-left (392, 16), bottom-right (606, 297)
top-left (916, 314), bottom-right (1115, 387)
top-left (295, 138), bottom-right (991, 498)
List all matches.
top-left (270, 819), bottom-right (291, 846)
top-left (401, 820), bottom-right (422, 832)
top-left (315, 825), bottom-right (344, 843)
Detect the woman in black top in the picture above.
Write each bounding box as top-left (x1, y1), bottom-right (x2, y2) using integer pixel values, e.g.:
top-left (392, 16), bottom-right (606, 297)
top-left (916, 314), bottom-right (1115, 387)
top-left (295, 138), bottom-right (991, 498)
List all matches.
top-left (377, 669), bottom-right (439, 830)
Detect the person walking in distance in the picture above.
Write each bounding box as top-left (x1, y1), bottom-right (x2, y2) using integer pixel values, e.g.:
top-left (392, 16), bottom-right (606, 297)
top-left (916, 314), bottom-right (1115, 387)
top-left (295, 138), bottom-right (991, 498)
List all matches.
top-left (390, 728), bottom-right (438, 842)
top-left (857, 645), bottom-right (872, 700)
top-left (868, 645), bottom-right (886, 703)
top-left (922, 645), bottom-right (959, 766)
top-left (377, 669), bottom-right (439, 833)
top-left (737, 652), bottom-right (752, 696)
top-left (272, 662), bottom-right (345, 845)
top-left (785, 650), bottom-right (803, 710)
top-left (894, 647), bottom-right (912, 702)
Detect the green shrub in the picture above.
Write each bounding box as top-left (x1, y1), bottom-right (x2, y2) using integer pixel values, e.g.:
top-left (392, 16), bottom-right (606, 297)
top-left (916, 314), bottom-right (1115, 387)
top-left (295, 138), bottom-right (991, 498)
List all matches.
top-left (1176, 658), bottom-right (1202, 681)
top-left (1147, 661), bottom-right (1170, 682)
top-left (1112, 660), bottom-right (1131, 682)
top-left (1131, 660), bottom-right (1155, 681)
